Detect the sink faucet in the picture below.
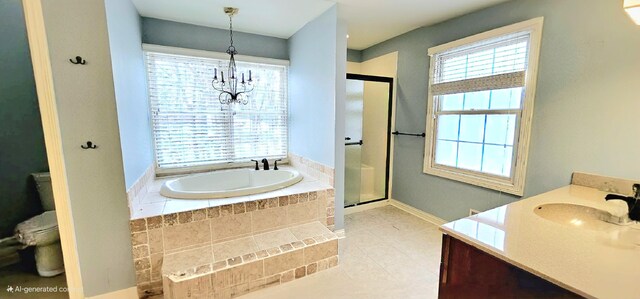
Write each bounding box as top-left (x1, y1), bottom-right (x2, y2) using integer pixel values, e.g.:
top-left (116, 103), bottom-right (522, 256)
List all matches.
top-left (261, 158), bottom-right (270, 170)
top-left (605, 184), bottom-right (640, 221)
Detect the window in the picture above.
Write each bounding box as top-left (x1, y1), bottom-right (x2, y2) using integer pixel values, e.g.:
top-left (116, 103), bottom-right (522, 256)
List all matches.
top-left (143, 45), bottom-right (288, 173)
top-left (424, 18), bottom-right (543, 196)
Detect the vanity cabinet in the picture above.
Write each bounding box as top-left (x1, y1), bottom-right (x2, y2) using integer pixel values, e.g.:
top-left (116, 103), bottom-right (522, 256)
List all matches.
top-left (438, 234), bottom-right (583, 299)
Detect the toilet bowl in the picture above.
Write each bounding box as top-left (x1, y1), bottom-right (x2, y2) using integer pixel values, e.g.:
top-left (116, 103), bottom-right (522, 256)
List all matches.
top-left (11, 173), bottom-right (64, 277)
top-left (15, 211), bottom-right (64, 277)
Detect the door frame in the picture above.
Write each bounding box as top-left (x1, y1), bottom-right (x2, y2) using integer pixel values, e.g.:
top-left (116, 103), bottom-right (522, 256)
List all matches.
top-left (345, 73), bottom-right (394, 207)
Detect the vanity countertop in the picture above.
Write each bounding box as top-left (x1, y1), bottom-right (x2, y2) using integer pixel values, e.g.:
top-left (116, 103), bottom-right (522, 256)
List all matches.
top-left (439, 185), bottom-right (640, 299)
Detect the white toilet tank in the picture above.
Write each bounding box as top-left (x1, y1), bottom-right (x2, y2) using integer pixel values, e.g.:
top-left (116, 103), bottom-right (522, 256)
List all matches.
top-left (32, 173), bottom-right (55, 211)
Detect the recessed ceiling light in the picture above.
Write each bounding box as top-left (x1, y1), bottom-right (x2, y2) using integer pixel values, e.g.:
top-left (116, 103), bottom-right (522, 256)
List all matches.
top-left (346, 34), bottom-right (350, 39)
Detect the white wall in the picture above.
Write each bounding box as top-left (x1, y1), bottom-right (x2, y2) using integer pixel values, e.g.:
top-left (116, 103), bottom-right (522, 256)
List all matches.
top-left (347, 61), bottom-right (362, 73)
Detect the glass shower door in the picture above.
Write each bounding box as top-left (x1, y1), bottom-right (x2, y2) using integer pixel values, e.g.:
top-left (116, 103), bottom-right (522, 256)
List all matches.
top-left (344, 79), bottom-right (364, 206)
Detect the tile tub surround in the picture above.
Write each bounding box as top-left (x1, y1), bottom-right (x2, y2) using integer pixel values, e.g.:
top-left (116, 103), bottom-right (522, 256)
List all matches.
top-left (129, 166), bottom-right (332, 220)
top-left (129, 187), bottom-right (336, 298)
top-left (126, 164), bottom-right (155, 213)
top-left (162, 222), bottom-right (339, 299)
top-left (289, 153), bottom-right (335, 187)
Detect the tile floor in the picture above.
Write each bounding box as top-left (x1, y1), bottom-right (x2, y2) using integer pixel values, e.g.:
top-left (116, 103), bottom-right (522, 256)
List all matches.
top-left (238, 205), bottom-right (443, 299)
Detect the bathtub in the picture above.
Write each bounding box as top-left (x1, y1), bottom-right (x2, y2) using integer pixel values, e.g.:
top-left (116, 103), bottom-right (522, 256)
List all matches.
top-left (160, 168), bottom-right (303, 199)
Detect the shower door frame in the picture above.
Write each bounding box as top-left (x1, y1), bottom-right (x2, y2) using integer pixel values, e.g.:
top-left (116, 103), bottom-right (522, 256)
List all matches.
top-left (345, 73), bottom-right (394, 207)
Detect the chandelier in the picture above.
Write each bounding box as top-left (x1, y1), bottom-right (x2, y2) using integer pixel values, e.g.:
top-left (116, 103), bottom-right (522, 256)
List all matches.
top-left (212, 7), bottom-right (254, 105)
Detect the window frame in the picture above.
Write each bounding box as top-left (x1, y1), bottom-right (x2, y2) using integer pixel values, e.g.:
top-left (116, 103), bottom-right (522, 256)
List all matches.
top-left (141, 44), bottom-right (291, 176)
top-left (423, 18), bottom-right (544, 196)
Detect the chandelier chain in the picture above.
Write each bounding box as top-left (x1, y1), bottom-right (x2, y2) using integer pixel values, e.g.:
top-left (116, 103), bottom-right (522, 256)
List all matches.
top-left (228, 14), bottom-right (234, 49)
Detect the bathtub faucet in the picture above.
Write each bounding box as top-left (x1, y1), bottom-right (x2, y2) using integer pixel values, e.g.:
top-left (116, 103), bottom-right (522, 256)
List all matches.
top-left (250, 159), bottom-right (259, 170)
top-left (274, 159), bottom-right (282, 170)
top-left (261, 158), bottom-right (270, 170)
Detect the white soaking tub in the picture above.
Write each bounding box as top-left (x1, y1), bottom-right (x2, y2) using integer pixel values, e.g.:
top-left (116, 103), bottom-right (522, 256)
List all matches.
top-left (160, 168), bottom-right (303, 199)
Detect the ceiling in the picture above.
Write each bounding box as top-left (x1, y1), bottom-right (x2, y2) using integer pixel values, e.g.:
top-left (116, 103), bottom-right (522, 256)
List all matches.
top-left (131, 0), bottom-right (511, 50)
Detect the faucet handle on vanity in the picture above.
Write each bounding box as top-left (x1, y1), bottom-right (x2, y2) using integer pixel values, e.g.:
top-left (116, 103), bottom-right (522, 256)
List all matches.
top-left (250, 159), bottom-right (259, 170)
top-left (274, 159), bottom-right (282, 170)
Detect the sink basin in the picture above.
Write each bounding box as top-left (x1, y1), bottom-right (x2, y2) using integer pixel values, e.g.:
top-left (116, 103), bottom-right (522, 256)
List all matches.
top-left (534, 203), bottom-right (627, 230)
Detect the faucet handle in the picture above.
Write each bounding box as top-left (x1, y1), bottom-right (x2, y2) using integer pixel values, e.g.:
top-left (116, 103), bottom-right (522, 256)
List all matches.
top-left (633, 184), bottom-right (640, 199)
top-left (250, 159), bottom-right (259, 170)
top-left (274, 159), bottom-right (282, 170)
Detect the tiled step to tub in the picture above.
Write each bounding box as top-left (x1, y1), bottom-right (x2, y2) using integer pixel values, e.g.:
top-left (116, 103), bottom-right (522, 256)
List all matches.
top-left (162, 221), bottom-right (339, 299)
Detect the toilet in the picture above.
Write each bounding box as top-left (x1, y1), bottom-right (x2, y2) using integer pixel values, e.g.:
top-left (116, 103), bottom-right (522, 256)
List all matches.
top-left (13, 173), bottom-right (64, 277)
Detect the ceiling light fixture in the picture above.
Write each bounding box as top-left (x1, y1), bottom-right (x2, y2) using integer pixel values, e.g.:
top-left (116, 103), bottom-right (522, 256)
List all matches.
top-left (212, 7), bottom-right (254, 105)
top-left (625, 0), bottom-right (640, 25)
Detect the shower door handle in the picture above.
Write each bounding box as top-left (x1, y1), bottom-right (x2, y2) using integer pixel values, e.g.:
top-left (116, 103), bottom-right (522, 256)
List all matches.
top-left (345, 140), bottom-right (363, 146)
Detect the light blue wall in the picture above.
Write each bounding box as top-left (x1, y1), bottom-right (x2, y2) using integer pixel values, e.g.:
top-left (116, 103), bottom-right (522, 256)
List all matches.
top-left (288, 5), bottom-right (339, 167)
top-left (362, 0), bottom-right (640, 221)
top-left (0, 0), bottom-right (49, 238)
top-left (142, 17), bottom-right (289, 60)
top-left (105, 0), bottom-right (154, 189)
top-left (347, 49), bottom-right (362, 63)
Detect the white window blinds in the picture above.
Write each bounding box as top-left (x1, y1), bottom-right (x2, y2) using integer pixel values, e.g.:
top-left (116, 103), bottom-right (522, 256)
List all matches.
top-left (431, 33), bottom-right (529, 96)
top-left (145, 51), bottom-right (288, 169)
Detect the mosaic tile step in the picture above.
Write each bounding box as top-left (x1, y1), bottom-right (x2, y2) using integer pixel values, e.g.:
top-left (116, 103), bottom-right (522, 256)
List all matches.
top-left (162, 221), bottom-right (339, 299)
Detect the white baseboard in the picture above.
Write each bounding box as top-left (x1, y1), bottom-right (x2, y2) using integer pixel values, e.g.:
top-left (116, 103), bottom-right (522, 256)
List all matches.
top-left (86, 287), bottom-right (138, 299)
top-left (344, 199), bottom-right (389, 215)
top-left (389, 199), bottom-right (447, 226)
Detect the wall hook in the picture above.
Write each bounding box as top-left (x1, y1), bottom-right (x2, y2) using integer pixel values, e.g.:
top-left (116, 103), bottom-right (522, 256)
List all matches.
top-left (81, 141), bottom-right (97, 149)
top-left (69, 56), bottom-right (86, 65)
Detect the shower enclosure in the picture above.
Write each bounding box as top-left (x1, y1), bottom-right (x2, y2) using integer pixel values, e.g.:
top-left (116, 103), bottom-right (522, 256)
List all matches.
top-left (344, 74), bottom-right (393, 207)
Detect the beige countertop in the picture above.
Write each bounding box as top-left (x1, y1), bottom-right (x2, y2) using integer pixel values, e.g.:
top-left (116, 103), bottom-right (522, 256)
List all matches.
top-left (440, 185), bottom-right (640, 299)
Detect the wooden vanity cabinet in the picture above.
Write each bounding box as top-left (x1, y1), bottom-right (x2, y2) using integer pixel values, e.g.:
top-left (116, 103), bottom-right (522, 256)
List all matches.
top-left (438, 234), bottom-right (583, 299)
